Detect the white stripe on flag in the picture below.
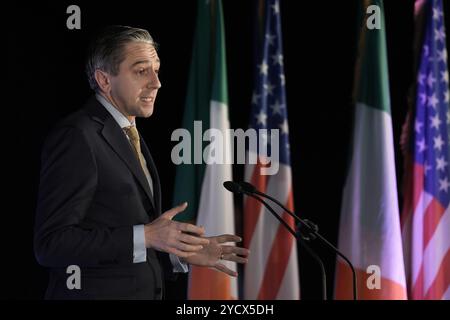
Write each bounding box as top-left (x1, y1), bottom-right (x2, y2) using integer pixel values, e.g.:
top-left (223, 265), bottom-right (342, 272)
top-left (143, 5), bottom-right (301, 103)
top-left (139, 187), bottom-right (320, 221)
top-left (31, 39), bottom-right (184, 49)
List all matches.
top-left (244, 161), bottom-right (294, 299)
top-left (244, 161), bottom-right (255, 182)
top-left (411, 191), bottom-right (433, 285)
top-left (422, 204), bottom-right (450, 294)
top-left (193, 100), bottom-right (237, 298)
top-left (276, 242), bottom-right (299, 299)
top-left (245, 201), bottom-right (269, 299)
top-left (442, 285), bottom-right (450, 300)
top-left (338, 103), bottom-right (407, 287)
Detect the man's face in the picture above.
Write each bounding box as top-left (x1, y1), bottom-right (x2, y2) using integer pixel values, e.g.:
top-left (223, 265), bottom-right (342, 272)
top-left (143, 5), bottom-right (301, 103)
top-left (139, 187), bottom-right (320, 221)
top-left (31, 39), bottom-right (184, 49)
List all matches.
top-left (108, 42), bottom-right (161, 119)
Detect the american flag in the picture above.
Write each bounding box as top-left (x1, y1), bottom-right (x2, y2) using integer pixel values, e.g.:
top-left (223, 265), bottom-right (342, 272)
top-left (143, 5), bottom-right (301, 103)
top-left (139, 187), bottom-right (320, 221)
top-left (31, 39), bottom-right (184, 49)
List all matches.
top-left (243, 0), bottom-right (300, 300)
top-left (401, 0), bottom-right (450, 300)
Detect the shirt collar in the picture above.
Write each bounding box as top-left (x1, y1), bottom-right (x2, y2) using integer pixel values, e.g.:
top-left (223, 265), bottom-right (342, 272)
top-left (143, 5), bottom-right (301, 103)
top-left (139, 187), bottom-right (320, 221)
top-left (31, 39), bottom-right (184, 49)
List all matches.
top-left (96, 94), bottom-right (135, 128)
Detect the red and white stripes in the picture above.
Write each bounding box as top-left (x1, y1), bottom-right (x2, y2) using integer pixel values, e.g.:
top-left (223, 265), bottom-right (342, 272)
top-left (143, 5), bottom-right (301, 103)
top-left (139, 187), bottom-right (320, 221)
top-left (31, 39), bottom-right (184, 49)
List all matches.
top-left (243, 155), bottom-right (300, 299)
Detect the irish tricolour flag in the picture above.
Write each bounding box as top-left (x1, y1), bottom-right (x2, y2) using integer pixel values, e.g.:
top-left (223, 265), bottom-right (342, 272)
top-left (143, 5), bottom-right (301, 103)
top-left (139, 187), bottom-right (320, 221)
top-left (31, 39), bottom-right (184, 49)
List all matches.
top-left (334, 0), bottom-right (407, 299)
top-left (172, 0), bottom-right (237, 299)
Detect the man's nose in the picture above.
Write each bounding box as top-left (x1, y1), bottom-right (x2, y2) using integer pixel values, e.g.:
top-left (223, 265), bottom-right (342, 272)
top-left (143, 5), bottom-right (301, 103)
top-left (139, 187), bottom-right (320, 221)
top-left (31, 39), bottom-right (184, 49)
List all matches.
top-left (147, 71), bottom-right (161, 89)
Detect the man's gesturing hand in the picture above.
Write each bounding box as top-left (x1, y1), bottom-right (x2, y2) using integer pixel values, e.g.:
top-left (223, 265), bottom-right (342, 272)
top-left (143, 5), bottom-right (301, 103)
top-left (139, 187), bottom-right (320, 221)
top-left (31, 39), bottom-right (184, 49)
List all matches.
top-left (144, 202), bottom-right (210, 258)
top-left (182, 234), bottom-right (250, 277)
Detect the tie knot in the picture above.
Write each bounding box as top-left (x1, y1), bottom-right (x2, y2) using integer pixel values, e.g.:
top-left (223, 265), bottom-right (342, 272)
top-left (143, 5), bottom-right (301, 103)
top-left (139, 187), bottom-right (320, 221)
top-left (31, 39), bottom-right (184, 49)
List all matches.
top-left (124, 125), bottom-right (140, 143)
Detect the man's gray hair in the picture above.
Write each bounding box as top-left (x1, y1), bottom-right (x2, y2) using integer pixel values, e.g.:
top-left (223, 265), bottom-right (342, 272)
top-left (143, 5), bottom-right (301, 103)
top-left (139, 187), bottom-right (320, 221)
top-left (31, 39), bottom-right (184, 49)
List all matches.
top-left (86, 25), bottom-right (157, 92)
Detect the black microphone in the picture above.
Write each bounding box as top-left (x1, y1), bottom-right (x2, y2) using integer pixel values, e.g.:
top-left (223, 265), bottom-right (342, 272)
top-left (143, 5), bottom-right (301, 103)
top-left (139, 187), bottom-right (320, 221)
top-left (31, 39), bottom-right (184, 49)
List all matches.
top-left (223, 181), bottom-right (328, 300)
top-left (240, 182), bottom-right (315, 238)
top-left (238, 181), bottom-right (257, 193)
top-left (237, 181), bottom-right (358, 300)
top-left (223, 181), bottom-right (243, 194)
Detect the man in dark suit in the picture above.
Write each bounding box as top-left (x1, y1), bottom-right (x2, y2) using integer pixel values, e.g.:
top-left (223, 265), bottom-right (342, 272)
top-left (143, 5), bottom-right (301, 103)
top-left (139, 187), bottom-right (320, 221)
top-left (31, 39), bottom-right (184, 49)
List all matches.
top-left (34, 25), bottom-right (249, 299)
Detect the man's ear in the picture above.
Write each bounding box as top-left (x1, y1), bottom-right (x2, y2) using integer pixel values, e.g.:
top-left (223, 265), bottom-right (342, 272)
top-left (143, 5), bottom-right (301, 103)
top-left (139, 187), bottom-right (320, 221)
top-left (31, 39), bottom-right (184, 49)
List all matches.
top-left (94, 69), bottom-right (111, 93)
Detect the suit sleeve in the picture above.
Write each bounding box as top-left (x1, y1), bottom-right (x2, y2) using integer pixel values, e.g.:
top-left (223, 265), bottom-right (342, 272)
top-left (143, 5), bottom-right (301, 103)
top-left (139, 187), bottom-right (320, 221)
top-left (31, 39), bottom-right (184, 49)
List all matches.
top-left (34, 125), bottom-right (134, 268)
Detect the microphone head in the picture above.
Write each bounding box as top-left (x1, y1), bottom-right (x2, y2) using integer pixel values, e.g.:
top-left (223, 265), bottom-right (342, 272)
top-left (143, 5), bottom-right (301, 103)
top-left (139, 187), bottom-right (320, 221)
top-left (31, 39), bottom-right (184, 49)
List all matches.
top-left (238, 181), bottom-right (257, 194)
top-left (223, 181), bottom-right (243, 194)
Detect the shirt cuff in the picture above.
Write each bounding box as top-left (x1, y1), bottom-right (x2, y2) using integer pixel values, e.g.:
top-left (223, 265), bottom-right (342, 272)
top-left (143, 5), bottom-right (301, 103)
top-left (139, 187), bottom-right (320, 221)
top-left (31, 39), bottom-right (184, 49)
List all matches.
top-left (169, 253), bottom-right (189, 273)
top-left (133, 225), bottom-right (147, 263)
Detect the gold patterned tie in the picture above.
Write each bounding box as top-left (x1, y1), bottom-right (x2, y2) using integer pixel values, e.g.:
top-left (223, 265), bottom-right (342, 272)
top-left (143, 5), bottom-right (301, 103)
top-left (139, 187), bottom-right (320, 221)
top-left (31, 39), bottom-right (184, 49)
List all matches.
top-left (123, 125), bottom-right (153, 196)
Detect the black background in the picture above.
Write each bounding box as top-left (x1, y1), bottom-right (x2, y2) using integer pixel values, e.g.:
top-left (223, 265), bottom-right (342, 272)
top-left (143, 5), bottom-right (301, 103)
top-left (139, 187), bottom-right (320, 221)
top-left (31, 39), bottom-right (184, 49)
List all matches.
top-left (4, 0), bottom-right (449, 300)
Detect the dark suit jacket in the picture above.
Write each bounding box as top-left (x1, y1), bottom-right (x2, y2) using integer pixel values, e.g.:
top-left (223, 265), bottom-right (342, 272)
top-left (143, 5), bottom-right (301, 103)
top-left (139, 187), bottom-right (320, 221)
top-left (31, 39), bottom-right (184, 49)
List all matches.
top-left (34, 96), bottom-right (174, 299)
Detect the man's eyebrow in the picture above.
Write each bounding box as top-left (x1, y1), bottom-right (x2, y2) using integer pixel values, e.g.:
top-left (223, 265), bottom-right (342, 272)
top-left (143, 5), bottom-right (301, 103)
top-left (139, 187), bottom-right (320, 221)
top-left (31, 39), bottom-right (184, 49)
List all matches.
top-left (131, 58), bottom-right (161, 67)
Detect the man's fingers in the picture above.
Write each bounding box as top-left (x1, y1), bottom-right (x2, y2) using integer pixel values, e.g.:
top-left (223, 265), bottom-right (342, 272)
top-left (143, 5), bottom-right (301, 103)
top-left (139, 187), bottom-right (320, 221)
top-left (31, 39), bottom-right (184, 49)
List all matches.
top-left (179, 233), bottom-right (210, 245)
top-left (222, 245), bottom-right (250, 257)
top-left (167, 248), bottom-right (196, 259)
top-left (222, 254), bottom-right (248, 264)
top-left (162, 202), bottom-right (188, 220)
top-left (175, 221), bottom-right (205, 236)
top-left (215, 234), bottom-right (242, 244)
top-left (175, 242), bottom-right (204, 252)
top-left (215, 263), bottom-right (237, 277)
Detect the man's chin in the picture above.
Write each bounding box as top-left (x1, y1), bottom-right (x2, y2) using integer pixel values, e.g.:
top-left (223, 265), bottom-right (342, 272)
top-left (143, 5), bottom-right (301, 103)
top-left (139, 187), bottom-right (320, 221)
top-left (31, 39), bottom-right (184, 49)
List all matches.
top-left (142, 108), bottom-right (154, 118)
top-left (136, 104), bottom-right (154, 118)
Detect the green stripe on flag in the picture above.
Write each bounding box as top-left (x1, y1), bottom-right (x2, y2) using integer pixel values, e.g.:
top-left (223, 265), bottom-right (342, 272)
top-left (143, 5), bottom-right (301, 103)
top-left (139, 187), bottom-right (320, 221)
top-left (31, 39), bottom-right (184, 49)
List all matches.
top-left (355, 0), bottom-right (391, 114)
top-left (211, 1), bottom-right (228, 105)
top-left (172, 0), bottom-right (223, 222)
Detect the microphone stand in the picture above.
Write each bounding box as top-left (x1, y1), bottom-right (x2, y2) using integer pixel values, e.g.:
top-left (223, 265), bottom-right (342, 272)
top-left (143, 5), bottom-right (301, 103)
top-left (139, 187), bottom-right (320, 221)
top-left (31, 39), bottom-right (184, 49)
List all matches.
top-left (250, 187), bottom-right (358, 300)
top-left (245, 192), bottom-right (328, 300)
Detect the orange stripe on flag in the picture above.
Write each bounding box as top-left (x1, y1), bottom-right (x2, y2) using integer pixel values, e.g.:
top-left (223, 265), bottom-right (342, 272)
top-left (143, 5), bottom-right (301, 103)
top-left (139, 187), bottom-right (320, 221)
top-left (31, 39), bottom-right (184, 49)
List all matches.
top-left (335, 260), bottom-right (407, 300)
top-left (188, 266), bottom-right (235, 300)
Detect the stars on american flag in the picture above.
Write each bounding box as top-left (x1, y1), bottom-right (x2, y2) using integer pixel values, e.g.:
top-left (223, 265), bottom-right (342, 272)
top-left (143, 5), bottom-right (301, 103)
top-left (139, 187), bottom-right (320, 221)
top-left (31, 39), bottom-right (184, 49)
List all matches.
top-left (279, 74), bottom-right (285, 86)
top-left (442, 70), bottom-right (449, 83)
top-left (249, 0), bottom-right (290, 164)
top-left (417, 138), bottom-right (427, 153)
top-left (435, 27), bottom-right (446, 42)
top-left (427, 93), bottom-right (439, 108)
top-left (415, 119), bottom-right (424, 133)
top-left (270, 100), bottom-right (284, 115)
top-left (252, 92), bottom-right (261, 105)
top-left (263, 82), bottom-right (275, 96)
top-left (430, 113), bottom-right (442, 129)
top-left (279, 120), bottom-right (289, 135)
top-left (271, 53), bottom-right (284, 66)
top-left (404, 2), bottom-right (450, 301)
top-left (265, 33), bottom-right (276, 46)
top-left (436, 156), bottom-right (448, 171)
top-left (258, 61), bottom-right (269, 75)
top-left (418, 72), bottom-right (426, 85)
top-left (420, 92), bottom-right (427, 104)
top-left (256, 110), bottom-right (268, 126)
top-left (432, 6), bottom-right (443, 21)
top-left (271, 1), bottom-right (280, 14)
top-left (414, 0), bottom-right (450, 202)
top-left (433, 134), bottom-right (444, 151)
top-left (438, 48), bottom-right (447, 63)
top-left (439, 177), bottom-right (450, 192)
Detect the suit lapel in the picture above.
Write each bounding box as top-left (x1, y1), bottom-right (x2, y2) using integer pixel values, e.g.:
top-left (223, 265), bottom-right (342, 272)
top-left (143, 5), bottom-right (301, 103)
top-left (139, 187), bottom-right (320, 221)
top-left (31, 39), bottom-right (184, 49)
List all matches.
top-left (85, 98), bottom-right (156, 211)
